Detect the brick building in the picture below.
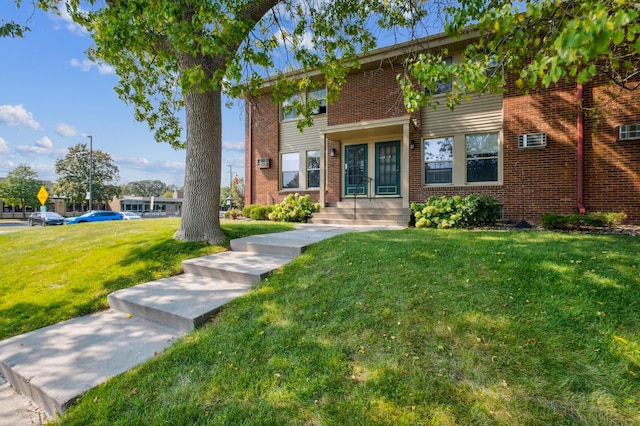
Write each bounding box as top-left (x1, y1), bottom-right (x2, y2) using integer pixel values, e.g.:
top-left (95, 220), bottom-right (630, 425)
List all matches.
top-left (244, 31), bottom-right (640, 225)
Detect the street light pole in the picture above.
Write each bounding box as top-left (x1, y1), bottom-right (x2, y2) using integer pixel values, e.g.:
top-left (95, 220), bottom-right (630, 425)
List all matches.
top-left (87, 135), bottom-right (93, 211)
top-left (228, 164), bottom-right (233, 188)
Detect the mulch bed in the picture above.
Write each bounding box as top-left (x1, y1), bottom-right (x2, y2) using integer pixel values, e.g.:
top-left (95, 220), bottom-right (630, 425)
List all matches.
top-left (470, 223), bottom-right (640, 237)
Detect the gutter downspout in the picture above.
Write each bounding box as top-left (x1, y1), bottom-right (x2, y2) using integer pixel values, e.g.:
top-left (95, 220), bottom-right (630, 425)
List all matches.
top-left (576, 81), bottom-right (586, 214)
top-left (248, 102), bottom-right (254, 205)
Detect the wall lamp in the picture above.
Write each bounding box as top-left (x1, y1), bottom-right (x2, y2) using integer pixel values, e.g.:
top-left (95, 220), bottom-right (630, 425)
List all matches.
top-left (410, 140), bottom-right (415, 150)
top-left (330, 148), bottom-right (336, 157)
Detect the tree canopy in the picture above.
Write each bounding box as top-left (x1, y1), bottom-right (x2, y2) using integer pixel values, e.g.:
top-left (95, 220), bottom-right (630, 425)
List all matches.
top-left (0, 164), bottom-right (43, 219)
top-left (400, 0), bottom-right (640, 111)
top-left (53, 143), bottom-right (120, 209)
top-left (123, 180), bottom-right (168, 197)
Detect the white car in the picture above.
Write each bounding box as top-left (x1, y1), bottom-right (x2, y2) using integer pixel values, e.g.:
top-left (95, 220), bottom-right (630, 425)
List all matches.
top-left (120, 211), bottom-right (142, 220)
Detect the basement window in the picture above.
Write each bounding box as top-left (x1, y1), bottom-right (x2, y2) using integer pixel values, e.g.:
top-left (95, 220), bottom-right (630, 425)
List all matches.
top-left (618, 123), bottom-right (640, 141)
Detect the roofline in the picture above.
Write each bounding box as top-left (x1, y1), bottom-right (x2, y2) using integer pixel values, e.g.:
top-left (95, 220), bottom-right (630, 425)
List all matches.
top-left (257, 28), bottom-right (480, 89)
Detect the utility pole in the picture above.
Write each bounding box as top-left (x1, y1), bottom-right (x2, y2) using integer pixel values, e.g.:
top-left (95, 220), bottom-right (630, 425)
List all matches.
top-left (87, 135), bottom-right (93, 211)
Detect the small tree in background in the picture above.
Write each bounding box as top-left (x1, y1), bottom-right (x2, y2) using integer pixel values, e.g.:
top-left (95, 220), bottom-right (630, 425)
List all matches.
top-left (0, 164), bottom-right (43, 219)
top-left (54, 143), bottom-right (121, 211)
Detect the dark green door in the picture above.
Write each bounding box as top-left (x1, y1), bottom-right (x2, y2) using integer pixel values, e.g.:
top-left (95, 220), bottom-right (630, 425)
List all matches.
top-left (375, 141), bottom-right (400, 195)
top-left (344, 144), bottom-right (368, 196)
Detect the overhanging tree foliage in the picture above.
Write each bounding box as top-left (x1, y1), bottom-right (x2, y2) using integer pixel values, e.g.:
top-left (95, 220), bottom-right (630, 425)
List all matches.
top-left (31, 0), bottom-right (637, 244)
top-left (53, 143), bottom-right (120, 210)
top-left (0, 164), bottom-right (43, 219)
top-left (400, 0), bottom-right (640, 111)
top-left (55, 0), bottom-right (421, 244)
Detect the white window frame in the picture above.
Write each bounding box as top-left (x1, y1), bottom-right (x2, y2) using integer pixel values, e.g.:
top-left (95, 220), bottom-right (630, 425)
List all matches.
top-left (619, 123), bottom-right (640, 141)
top-left (424, 137), bottom-right (454, 185)
top-left (465, 132), bottom-right (500, 184)
top-left (280, 85), bottom-right (327, 121)
top-left (306, 151), bottom-right (320, 189)
top-left (281, 152), bottom-right (300, 189)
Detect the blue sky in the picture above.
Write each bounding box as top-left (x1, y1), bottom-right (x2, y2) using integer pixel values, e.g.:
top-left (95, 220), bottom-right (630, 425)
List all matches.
top-left (0, 3), bottom-right (246, 188)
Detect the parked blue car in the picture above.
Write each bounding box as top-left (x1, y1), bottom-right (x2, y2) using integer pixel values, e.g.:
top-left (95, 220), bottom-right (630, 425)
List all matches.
top-left (64, 210), bottom-right (123, 224)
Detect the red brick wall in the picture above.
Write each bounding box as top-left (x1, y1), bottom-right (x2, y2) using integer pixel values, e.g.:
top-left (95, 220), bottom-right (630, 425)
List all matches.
top-left (329, 66), bottom-right (407, 126)
top-left (247, 67), bottom-right (640, 224)
top-left (584, 85), bottom-right (640, 222)
top-left (246, 96), bottom-right (280, 206)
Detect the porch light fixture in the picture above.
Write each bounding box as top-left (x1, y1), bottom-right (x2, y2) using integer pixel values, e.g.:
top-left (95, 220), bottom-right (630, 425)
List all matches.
top-left (330, 148), bottom-right (336, 157)
top-left (410, 140), bottom-right (415, 150)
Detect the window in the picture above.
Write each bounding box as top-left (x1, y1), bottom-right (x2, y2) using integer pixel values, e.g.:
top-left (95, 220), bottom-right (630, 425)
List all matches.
top-left (619, 123), bottom-right (640, 141)
top-left (425, 57), bottom-right (452, 95)
top-left (466, 133), bottom-right (499, 183)
top-left (281, 92), bottom-right (301, 121)
top-left (306, 151), bottom-right (320, 188)
top-left (424, 137), bottom-right (453, 184)
top-left (308, 87), bottom-right (326, 114)
top-left (281, 153), bottom-right (300, 189)
top-left (280, 85), bottom-right (326, 120)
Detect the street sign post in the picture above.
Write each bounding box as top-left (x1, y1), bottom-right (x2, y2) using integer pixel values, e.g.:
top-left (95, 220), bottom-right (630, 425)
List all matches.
top-left (37, 186), bottom-right (49, 227)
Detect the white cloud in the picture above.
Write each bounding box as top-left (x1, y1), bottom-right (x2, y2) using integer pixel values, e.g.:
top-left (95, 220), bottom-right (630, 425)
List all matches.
top-left (51, 5), bottom-right (88, 35)
top-left (16, 145), bottom-right (52, 156)
top-left (56, 123), bottom-right (79, 137)
top-left (36, 136), bottom-right (54, 149)
top-left (0, 137), bottom-right (10, 154)
top-left (0, 105), bottom-right (41, 130)
top-left (70, 58), bottom-right (115, 75)
top-left (222, 141), bottom-right (245, 152)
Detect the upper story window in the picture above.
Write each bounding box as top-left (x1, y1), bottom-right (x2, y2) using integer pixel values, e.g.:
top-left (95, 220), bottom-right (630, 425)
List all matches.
top-left (281, 85), bottom-right (327, 121)
top-left (424, 137), bottom-right (453, 184)
top-left (425, 57), bottom-right (452, 96)
top-left (281, 92), bottom-right (301, 121)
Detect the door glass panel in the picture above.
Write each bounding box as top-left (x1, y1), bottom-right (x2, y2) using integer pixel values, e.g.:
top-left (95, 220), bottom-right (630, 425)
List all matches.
top-left (345, 145), bottom-right (367, 196)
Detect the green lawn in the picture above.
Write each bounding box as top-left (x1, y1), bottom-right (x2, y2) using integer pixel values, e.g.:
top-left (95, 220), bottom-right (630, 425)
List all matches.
top-left (2, 222), bottom-right (639, 424)
top-left (0, 218), bottom-right (293, 340)
top-left (46, 228), bottom-right (640, 425)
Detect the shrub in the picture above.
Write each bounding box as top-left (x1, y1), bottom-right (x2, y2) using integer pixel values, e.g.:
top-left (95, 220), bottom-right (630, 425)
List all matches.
top-left (249, 205), bottom-right (274, 221)
top-left (268, 193), bottom-right (320, 223)
top-left (242, 204), bottom-right (260, 217)
top-left (541, 212), bottom-right (627, 230)
top-left (224, 208), bottom-right (239, 220)
top-left (411, 193), bottom-right (501, 229)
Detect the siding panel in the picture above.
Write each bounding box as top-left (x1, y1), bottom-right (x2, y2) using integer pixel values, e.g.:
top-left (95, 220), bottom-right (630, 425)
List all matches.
top-left (280, 116), bottom-right (328, 153)
top-left (422, 94), bottom-right (503, 137)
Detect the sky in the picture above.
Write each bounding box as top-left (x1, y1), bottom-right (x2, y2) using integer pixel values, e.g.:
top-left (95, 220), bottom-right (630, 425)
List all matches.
top-left (0, 3), bottom-right (246, 188)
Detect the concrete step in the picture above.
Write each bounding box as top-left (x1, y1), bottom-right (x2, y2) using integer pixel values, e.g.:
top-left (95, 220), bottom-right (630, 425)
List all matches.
top-left (0, 309), bottom-right (182, 417)
top-left (230, 230), bottom-right (345, 256)
top-left (310, 218), bottom-right (408, 226)
top-left (108, 274), bottom-right (254, 332)
top-left (334, 198), bottom-right (404, 209)
top-left (182, 251), bottom-right (295, 284)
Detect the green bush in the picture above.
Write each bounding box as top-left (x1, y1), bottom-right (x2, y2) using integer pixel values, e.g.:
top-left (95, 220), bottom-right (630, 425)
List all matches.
top-left (411, 193), bottom-right (501, 229)
top-left (249, 205), bottom-right (274, 221)
top-left (242, 204), bottom-right (260, 217)
top-left (268, 193), bottom-right (320, 223)
top-left (541, 212), bottom-right (627, 230)
top-left (224, 208), bottom-right (239, 220)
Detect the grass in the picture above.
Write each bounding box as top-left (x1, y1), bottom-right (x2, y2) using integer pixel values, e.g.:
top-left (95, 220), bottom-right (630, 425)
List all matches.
top-left (47, 228), bottom-right (640, 425)
top-left (0, 218), bottom-right (293, 340)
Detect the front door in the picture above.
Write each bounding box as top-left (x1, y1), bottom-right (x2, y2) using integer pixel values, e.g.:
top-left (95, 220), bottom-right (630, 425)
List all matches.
top-left (375, 141), bottom-right (400, 195)
top-left (344, 144), bottom-right (368, 196)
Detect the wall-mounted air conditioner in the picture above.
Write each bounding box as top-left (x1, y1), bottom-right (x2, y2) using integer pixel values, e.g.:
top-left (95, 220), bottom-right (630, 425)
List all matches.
top-left (518, 133), bottom-right (547, 148)
top-left (257, 158), bottom-right (270, 169)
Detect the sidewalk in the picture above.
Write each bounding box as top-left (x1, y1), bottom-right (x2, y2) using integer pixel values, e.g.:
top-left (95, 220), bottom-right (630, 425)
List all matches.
top-left (0, 224), bottom-right (402, 425)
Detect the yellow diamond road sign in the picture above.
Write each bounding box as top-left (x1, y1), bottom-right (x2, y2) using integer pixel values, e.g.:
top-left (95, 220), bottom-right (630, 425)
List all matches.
top-left (37, 186), bottom-right (49, 206)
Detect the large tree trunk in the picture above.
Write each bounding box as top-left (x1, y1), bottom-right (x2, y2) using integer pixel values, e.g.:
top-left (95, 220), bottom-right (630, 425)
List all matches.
top-left (174, 85), bottom-right (226, 244)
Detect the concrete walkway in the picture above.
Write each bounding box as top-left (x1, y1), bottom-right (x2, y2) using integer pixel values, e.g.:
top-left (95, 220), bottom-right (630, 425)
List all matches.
top-left (0, 224), bottom-right (401, 424)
